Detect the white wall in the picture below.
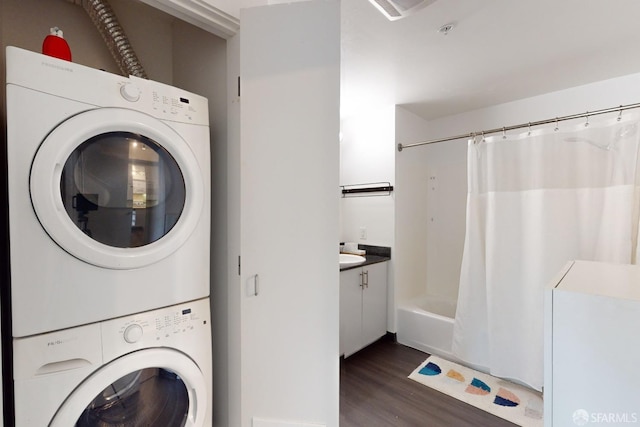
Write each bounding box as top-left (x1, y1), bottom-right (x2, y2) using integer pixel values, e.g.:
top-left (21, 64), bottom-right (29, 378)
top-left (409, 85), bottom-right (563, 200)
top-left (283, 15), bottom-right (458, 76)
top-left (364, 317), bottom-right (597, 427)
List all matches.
top-left (395, 106), bottom-right (467, 305)
top-left (395, 72), bottom-right (640, 307)
top-left (340, 105), bottom-right (396, 330)
top-left (340, 105), bottom-right (395, 246)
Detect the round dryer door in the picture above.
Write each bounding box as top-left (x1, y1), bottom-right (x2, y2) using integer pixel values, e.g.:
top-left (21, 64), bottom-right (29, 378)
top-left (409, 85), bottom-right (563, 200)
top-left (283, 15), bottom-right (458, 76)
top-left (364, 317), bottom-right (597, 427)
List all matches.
top-left (49, 348), bottom-right (207, 427)
top-left (30, 108), bottom-right (204, 269)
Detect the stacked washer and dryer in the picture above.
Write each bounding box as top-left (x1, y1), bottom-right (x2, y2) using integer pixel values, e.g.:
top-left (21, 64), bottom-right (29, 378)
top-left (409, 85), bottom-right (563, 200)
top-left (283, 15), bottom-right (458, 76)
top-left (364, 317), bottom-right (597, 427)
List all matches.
top-left (5, 46), bottom-right (212, 426)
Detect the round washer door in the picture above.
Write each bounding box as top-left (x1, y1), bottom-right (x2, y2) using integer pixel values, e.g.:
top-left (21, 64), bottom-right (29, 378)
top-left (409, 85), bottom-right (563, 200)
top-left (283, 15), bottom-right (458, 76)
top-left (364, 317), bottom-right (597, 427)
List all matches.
top-left (30, 107), bottom-right (204, 269)
top-left (50, 348), bottom-right (207, 427)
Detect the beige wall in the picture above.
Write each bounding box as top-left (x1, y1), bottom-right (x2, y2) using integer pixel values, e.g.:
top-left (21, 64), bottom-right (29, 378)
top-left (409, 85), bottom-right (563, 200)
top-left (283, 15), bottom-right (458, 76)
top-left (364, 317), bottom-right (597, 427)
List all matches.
top-left (0, 0), bottom-right (177, 148)
top-left (1, 0), bottom-right (174, 82)
top-left (172, 19), bottom-right (229, 427)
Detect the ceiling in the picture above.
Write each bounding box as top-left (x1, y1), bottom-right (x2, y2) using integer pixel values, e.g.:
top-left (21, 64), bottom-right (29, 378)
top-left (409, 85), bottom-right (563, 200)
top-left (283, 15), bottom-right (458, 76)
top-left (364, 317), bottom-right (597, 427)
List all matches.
top-left (340, 0), bottom-right (640, 120)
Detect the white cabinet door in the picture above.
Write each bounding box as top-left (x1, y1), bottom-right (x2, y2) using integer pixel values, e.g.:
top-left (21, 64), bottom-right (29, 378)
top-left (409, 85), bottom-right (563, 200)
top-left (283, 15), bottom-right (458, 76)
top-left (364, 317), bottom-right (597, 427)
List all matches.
top-left (238, 2), bottom-right (340, 427)
top-left (340, 262), bottom-right (388, 358)
top-left (340, 268), bottom-right (364, 358)
top-left (362, 262), bottom-right (388, 349)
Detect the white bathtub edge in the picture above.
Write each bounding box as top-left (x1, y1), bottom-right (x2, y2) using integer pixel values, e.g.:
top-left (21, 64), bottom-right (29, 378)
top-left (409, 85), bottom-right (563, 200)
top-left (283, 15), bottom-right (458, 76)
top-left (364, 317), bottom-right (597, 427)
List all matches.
top-left (397, 302), bottom-right (456, 361)
top-left (397, 333), bottom-right (457, 361)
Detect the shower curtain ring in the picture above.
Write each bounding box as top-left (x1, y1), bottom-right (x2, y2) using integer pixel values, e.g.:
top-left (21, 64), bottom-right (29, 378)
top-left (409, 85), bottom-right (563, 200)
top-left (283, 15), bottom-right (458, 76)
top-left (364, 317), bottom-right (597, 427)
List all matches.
top-left (618, 106), bottom-right (623, 122)
top-left (528, 122), bottom-right (532, 136)
top-left (481, 131), bottom-right (485, 142)
top-left (502, 127), bottom-right (506, 139)
top-left (554, 118), bottom-right (559, 132)
top-left (585, 112), bottom-right (590, 127)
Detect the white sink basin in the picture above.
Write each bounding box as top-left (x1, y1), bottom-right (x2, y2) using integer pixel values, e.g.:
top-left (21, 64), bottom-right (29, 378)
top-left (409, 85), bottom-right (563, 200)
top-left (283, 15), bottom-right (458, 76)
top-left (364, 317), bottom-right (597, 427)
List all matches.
top-left (339, 253), bottom-right (366, 267)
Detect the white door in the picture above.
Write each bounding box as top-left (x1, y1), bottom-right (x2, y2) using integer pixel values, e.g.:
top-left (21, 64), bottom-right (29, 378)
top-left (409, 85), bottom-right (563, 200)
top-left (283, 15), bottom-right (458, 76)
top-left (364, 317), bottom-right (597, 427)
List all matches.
top-left (50, 348), bottom-right (207, 426)
top-left (29, 108), bottom-right (204, 269)
top-left (238, 2), bottom-right (340, 426)
top-left (362, 262), bottom-right (388, 348)
top-left (340, 268), bottom-right (364, 358)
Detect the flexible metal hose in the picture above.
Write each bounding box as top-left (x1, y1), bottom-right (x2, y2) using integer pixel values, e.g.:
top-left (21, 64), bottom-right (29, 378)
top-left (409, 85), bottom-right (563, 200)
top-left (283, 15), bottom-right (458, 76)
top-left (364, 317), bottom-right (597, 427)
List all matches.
top-left (78, 0), bottom-right (148, 78)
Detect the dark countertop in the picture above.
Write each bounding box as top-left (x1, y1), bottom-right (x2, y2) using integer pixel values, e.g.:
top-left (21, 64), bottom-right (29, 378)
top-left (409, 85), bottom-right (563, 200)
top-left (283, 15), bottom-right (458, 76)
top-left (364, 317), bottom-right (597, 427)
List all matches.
top-left (340, 254), bottom-right (390, 271)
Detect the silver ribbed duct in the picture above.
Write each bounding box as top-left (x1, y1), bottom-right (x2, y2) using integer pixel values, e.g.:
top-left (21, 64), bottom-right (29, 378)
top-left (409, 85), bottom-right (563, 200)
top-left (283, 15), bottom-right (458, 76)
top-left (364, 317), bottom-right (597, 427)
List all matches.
top-left (72, 0), bottom-right (148, 78)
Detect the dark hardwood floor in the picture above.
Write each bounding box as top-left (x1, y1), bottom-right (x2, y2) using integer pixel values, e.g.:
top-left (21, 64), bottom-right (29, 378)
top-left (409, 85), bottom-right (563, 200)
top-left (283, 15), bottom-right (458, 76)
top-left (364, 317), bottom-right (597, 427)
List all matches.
top-left (340, 336), bottom-right (518, 427)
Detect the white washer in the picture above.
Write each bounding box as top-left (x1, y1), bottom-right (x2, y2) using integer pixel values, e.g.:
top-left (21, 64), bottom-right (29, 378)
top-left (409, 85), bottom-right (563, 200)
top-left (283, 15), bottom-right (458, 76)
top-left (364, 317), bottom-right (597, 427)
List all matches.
top-left (13, 298), bottom-right (212, 426)
top-left (5, 47), bottom-right (211, 337)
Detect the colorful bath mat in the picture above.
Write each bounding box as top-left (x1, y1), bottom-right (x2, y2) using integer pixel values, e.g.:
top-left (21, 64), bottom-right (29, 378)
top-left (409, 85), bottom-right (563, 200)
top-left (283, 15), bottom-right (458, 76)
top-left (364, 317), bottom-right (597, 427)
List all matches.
top-left (408, 356), bottom-right (543, 427)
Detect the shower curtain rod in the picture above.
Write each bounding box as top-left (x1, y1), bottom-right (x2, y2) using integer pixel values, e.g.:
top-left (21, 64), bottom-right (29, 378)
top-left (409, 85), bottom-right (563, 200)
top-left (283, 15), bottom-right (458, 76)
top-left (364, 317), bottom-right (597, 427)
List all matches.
top-left (397, 102), bottom-right (640, 152)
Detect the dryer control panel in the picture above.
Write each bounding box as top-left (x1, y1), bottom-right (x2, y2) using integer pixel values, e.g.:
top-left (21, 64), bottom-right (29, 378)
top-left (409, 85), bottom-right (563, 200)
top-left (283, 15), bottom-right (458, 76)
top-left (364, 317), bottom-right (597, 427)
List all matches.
top-left (6, 47), bottom-right (209, 126)
top-left (129, 75), bottom-right (208, 126)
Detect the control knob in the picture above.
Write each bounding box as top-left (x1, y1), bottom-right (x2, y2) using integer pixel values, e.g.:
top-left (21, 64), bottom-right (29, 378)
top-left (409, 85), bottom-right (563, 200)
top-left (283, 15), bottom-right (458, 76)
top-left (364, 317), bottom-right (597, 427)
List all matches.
top-left (120, 83), bottom-right (141, 102)
top-left (123, 323), bottom-right (144, 343)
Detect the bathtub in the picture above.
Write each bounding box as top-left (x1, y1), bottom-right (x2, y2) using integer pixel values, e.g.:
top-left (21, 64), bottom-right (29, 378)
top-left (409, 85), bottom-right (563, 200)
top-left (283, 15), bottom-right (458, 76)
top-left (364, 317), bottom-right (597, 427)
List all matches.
top-left (397, 295), bottom-right (457, 360)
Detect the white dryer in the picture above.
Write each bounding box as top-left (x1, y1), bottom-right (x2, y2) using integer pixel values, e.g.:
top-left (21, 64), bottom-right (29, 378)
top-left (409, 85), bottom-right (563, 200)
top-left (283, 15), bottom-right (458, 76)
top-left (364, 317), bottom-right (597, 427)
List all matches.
top-left (5, 47), bottom-right (211, 337)
top-left (13, 298), bottom-right (212, 426)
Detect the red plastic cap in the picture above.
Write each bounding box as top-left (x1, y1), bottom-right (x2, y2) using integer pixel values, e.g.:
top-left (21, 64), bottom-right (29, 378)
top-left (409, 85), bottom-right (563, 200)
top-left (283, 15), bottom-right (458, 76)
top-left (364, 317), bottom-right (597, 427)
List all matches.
top-left (42, 27), bottom-right (72, 61)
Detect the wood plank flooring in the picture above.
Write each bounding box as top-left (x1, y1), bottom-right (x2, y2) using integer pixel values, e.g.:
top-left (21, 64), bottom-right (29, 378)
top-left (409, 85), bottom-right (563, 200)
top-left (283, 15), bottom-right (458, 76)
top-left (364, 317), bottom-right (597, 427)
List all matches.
top-left (340, 336), bottom-right (518, 427)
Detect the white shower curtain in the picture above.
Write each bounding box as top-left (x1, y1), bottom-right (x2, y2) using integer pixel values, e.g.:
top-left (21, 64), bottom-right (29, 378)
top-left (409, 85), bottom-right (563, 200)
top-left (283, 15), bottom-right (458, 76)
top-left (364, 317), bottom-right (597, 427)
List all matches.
top-left (452, 114), bottom-right (640, 391)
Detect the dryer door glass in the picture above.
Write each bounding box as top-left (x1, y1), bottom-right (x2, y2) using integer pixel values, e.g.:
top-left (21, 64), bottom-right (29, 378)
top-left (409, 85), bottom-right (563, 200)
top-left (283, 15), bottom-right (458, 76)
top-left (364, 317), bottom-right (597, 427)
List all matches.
top-left (75, 367), bottom-right (188, 427)
top-left (60, 132), bottom-right (186, 248)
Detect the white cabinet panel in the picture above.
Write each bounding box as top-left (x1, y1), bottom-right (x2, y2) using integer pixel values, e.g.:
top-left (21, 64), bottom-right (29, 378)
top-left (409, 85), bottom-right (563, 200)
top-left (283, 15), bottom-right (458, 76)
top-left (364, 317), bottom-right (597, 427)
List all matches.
top-left (545, 261), bottom-right (640, 427)
top-left (237, 2), bottom-right (340, 427)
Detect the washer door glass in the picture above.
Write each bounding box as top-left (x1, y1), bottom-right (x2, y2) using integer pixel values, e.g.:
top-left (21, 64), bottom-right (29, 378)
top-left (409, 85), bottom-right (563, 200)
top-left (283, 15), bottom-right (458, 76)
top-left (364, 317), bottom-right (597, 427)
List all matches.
top-left (76, 368), bottom-right (188, 427)
top-left (49, 348), bottom-right (207, 427)
top-left (61, 132), bottom-right (185, 248)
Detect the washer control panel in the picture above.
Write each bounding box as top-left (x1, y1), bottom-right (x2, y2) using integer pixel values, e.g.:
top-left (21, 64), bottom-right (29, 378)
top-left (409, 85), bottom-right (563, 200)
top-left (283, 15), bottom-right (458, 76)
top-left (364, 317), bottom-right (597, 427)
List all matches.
top-left (118, 305), bottom-right (200, 344)
top-left (100, 298), bottom-right (210, 361)
top-left (123, 323), bottom-right (144, 343)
